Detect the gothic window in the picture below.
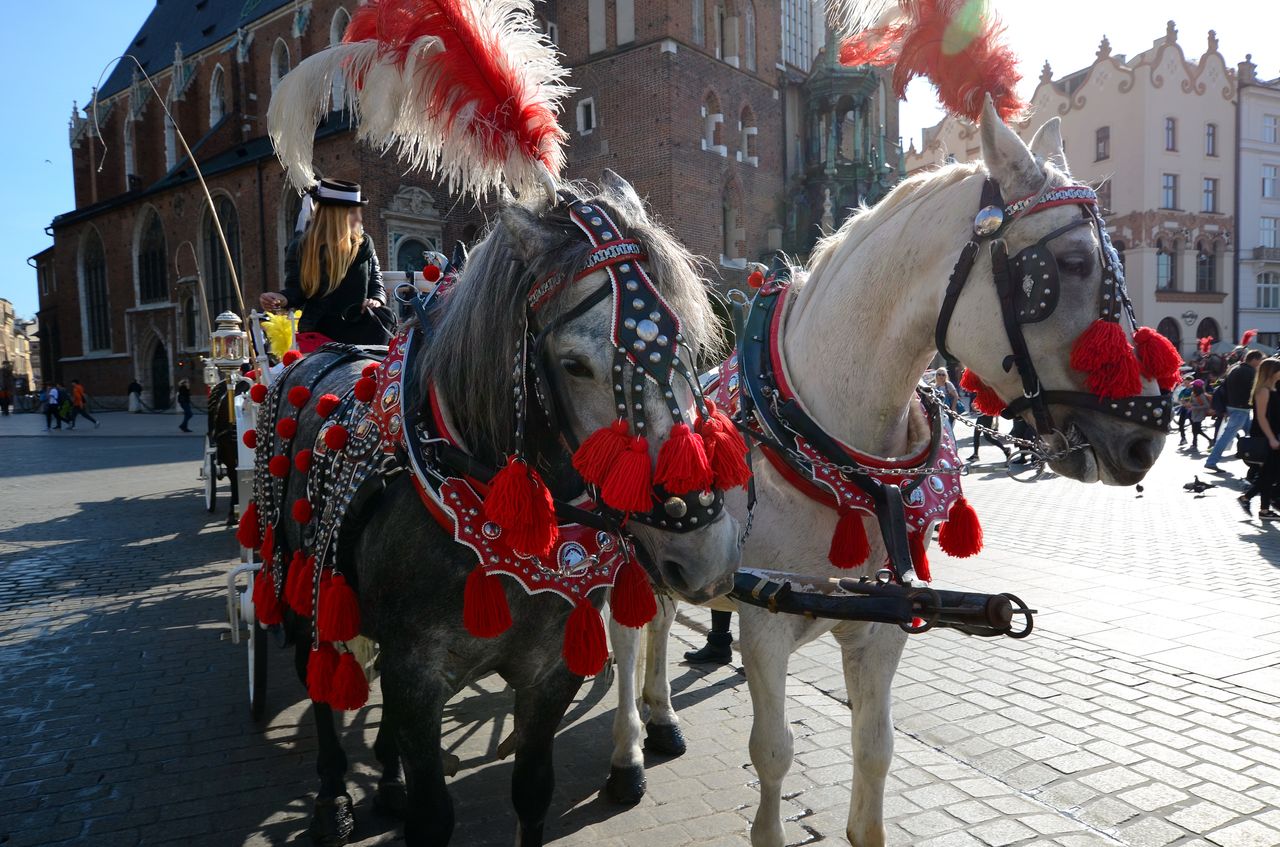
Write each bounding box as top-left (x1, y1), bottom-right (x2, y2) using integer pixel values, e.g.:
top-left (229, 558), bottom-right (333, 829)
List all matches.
top-left (164, 88), bottom-right (177, 170)
top-left (137, 210), bottom-right (168, 303)
top-left (576, 98), bottom-right (596, 135)
top-left (702, 92), bottom-right (724, 154)
top-left (739, 105), bottom-right (758, 165)
top-left (692, 0), bottom-right (705, 45)
top-left (209, 64), bottom-right (225, 126)
top-left (123, 119), bottom-right (137, 189)
top-left (1196, 317), bottom-right (1220, 344)
top-left (204, 196), bottom-right (241, 318)
top-left (81, 229), bottom-right (111, 352)
top-left (184, 296), bottom-right (200, 348)
top-left (743, 1), bottom-right (756, 71)
top-left (330, 8), bottom-right (351, 110)
top-left (271, 39), bottom-right (291, 92)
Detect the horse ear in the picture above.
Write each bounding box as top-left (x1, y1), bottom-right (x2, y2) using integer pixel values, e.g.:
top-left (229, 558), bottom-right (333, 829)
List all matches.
top-left (979, 94), bottom-right (1042, 198)
top-left (601, 168), bottom-right (646, 218)
top-left (500, 203), bottom-right (555, 263)
top-left (1029, 117), bottom-right (1069, 174)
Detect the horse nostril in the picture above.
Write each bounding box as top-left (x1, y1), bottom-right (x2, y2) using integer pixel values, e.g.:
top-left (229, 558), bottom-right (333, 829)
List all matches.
top-left (660, 560), bottom-right (691, 594)
top-left (1124, 436), bottom-right (1159, 471)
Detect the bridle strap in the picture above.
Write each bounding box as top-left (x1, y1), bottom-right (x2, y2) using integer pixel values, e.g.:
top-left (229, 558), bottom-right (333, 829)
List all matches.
top-left (935, 178), bottom-right (1003, 363)
top-left (990, 239), bottom-right (1056, 434)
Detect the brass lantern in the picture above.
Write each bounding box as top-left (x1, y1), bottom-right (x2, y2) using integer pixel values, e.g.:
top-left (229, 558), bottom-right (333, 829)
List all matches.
top-left (211, 311), bottom-right (249, 380)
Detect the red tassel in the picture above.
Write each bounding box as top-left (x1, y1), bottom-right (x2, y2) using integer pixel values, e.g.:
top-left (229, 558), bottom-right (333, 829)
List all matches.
top-left (242, 429), bottom-right (258, 450)
top-left (316, 393), bottom-right (340, 417)
top-left (483, 457), bottom-right (559, 557)
top-left (1133, 327), bottom-right (1183, 393)
top-left (959, 368), bottom-right (1006, 416)
top-left (329, 651), bottom-right (369, 711)
top-left (252, 565), bottom-right (284, 626)
top-left (323, 424), bottom-right (349, 451)
top-left (463, 566), bottom-right (512, 638)
top-left (288, 385), bottom-right (313, 408)
top-left (562, 597), bottom-right (608, 677)
top-left (285, 553), bottom-right (316, 616)
top-left (249, 383), bottom-right (268, 404)
top-left (610, 557), bottom-right (656, 628)
top-left (307, 643), bottom-right (339, 704)
top-left (828, 509), bottom-right (871, 570)
top-left (268, 455), bottom-right (290, 478)
top-left (282, 350), bottom-right (303, 366)
top-left (937, 496), bottom-right (983, 558)
top-left (602, 436), bottom-right (654, 513)
top-left (236, 502), bottom-right (261, 549)
top-left (1070, 319), bottom-right (1142, 399)
top-left (292, 498), bottom-right (313, 524)
top-left (318, 573), bottom-right (361, 642)
top-left (295, 449), bottom-right (313, 473)
top-left (276, 417), bottom-right (298, 440)
top-left (354, 377), bottom-right (377, 403)
top-left (698, 410), bottom-right (752, 489)
top-left (909, 531), bottom-right (932, 583)
top-left (362, 363), bottom-right (379, 378)
top-left (572, 420), bottom-right (630, 486)
top-left (654, 423), bottom-right (712, 494)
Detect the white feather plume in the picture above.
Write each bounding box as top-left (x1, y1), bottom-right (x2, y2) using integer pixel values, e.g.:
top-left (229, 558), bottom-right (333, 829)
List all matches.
top-left (825, 0), bottom-right (902, 35)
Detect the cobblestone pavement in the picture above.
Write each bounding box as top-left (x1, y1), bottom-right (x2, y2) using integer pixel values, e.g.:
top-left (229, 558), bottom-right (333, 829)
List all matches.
top-left (1, 413), bottom-right (1278, 847)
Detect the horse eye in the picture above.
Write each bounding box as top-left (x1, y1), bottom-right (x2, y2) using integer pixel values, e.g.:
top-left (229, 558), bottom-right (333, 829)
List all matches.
top-left (1057, 254), bottom-right (1092, 277)
top-left (560, 358), bottom-right (593, 379)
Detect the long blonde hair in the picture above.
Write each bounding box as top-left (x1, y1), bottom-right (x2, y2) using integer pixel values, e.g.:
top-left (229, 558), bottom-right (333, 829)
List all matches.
top-left (299, 204), bottom-right (361, 298)
top-left (1253, 358), bottom-right (1280, 398)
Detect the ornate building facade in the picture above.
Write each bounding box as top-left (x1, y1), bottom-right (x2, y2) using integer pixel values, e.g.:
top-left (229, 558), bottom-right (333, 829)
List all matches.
top-left (906, 23), bottom-right (1239, 356)
top-left (1237, 58), bottom-right (1280, 349)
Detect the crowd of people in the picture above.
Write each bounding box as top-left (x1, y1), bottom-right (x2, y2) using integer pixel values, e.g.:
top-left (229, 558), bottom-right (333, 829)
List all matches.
top-left (39, 379), bottom-right (100, 431)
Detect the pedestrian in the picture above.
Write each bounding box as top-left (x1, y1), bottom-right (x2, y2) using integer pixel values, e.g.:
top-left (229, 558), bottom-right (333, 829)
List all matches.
top-left (968, 413), bottom-right (1011, 463)
top-left (1238, 359), bottom-right (1280, 519)
top-left (259, 179), bottom-right (389, 352)
top-left (56, 383), bottom-right (73, 427)
top-left (932, 367), bottom-right (961, 443)
top-left (43, 382), bottom-right (62, 431)
top-left (1206, 350), bottom-right (1264, 472)
top-left (69, 379), bottom-right (100, 429)
top-left (177, 379), bottom-right (194, 433)
top-left (0, 387), bottom-right (10, 416)
top-left (1173, 374), bottom-right (1193, 445)
top-left (1008, 417), bottom-right (1035, 464)
top-left (684, 610), bottom-right (733, 665)
top-left (1185, 380), bottom-right (1213, 451)
top-left (128, 379), bottom-right (143, 413)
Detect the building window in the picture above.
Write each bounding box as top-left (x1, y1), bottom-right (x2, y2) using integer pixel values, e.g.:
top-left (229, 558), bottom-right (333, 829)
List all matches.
top-left (576, 98), bottom-right (595, 136)
top-left (1094, 126), bottom-right (1109, 161)
top-left (123, 120), bottom-right (136, 188)
top-left (1161, 173), bottom-right (1178, 209)
top-left (204, 196), bottom-right (241, 318)
top-left (1156, 317), bottom-right (1181, 351)
top-left (137, 211), bottom-right (168, 303)
top-left (271, 39), bottom-right (291, 91)
top-left (1156, 238), bottom-right (1176, 290)
top-left (81, 230), bottom-right (111, 352)
top-left (1095, 180), bottom-right (1111, 213)
top-left (1264, 165), bottom-right (1278, 199)
top-left (545, 20), bottom-right (558, 45)
top-left (1164, 117), bottom-right (1176, 151)
top-left (1203, 177), bottom-right (1218, 213)
top-left (692, 0), bottom-right (704, 45)
top-left (1263, 217), bottom-right (1279, 249)
top-left (209, 64), bottom-right (225, 126)
top-left (782, 0), bottom-right (813, 72)
top-left (1259, 272), bottom-right (1280, 309)
top-left (702, 92), bottom-right (725, 154)
top-left (184, 296), bottom-right (200, 348)
top-left (739, 105), bottom-right (758, 165)
top-left (1196, 241), bottom-right (1218, 293)
top-left (1205, 123), bottom-right (1217, 157)
top-left (164, 89), bottom-right (177, 170)
top-left (1196, 317), bottom-right (1220, 346)
top-left (1265, 115), bottom-right (1279, 145)
top-left (743, 0), bottom-right (756, 71)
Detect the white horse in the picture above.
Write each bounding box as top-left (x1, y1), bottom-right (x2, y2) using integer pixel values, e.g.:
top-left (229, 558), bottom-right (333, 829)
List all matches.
top-left (606, 98), bottom-right (1168, 846)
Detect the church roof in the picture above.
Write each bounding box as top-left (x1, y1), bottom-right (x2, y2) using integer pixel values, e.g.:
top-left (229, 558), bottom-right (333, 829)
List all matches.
top-left (98, 0), bottom-right (293, 99)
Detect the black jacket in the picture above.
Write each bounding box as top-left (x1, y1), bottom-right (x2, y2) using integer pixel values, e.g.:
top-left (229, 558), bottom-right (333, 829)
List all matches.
top-left (1223, 362), bottom-right (1257, 409)
top-left (282, 233), bottom-right (387, 342)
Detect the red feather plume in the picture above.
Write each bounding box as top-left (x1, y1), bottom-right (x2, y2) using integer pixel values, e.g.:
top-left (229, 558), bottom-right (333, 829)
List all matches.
top-left (1241, 329), bottom-right (1259, 347)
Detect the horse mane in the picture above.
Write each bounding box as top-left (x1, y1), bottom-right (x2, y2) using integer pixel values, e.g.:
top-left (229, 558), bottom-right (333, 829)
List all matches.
top-left (421, 180), bottom-right (721, 462)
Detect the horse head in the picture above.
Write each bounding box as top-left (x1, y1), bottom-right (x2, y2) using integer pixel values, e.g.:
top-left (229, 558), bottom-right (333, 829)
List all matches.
top-left (429, 170), bottom-right (741, 602)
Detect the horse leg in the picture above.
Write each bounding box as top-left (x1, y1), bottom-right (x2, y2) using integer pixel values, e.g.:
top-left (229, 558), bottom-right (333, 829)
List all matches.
top-left (740, 606), bottom-right (798, 847)
top-left (381, 663), bottom-right (453, 847)
top-left (293, 636), bottom-right (355, 846)
top-left (372, 700), bottom-right (408, 818)
top-left (605, 614), bottom-right (647, 804)
top-left (833, 623), bottom-right (907, 847)
top-left (511, 666), bottom-right (583, 847)
top-left (641, 593), bottom-right (686, 756)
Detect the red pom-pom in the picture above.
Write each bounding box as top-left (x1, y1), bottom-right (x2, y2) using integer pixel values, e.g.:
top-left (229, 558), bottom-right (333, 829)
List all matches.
top-left (285, 552), bottom-right (316, 616)
top-left (602, 436), bottom-right (654, 513)
top-left (610, 557), bottom-right (656, 628)
top-left (268, 455), bottom-right (290, 478)
top-left (354, 377), bottom-right (377, 403)
top-left (937, 496), bottom-right (983, 558)
top-left (1133, 327), bottom-right (1183, 393)
top-left (236, 502), bottom-right (261, 549)
top-left (959, 368), bottom-right (1006, 416)
top-left (242, 429), bottom-right (258, 450)
top-left (245, 370), bottom-right (258, 381)
top-left (288, 385), bottom-right (312, 409)
top-left (307, 643), bottom-right (339, 704)
top-left (252, 564), bottom-right (283, 626)
top-left (698, 410), bottom-right (752, 489)
top-left (282, 350), bottom-right (303, 366)
top-left (362, 363), bottom-right (379, 378)
top-left (909, 531), bottom-right (932, 583)
top-left (423, 264), bottom-right (442, 282)
top-left (1070, 319), bottom-right (1142, 399)
top-left (654, 423), bottom-right (712, 494)
top-left (317, 573), bottom-right (361, 642)
top-left (829, 509), bottom-right (871, 569)
top-left (572, 420), bottom-right (630, 486)
top-left (249, 383), bottom-right (268, 404)
top-left (747, 270), bottom-right (764, 289)
top-left (295, 449), bottom-right (313, 473)
top-left (463, 566), bottom-right (512, 638)
top-left (329, 651), bottom-right (369, 711)
top-left (324, 425), bottom-right (349, 451)
top-left (316, 393), bottom-right (340, 417)
top-left (483, 458), bottom-right (559, 557)
top-left (292, 498), bottom-right (313, 524)
top-left (276, 417), bottom-right (298, 439)
top-left (562, 598), bottom-right (608, 677)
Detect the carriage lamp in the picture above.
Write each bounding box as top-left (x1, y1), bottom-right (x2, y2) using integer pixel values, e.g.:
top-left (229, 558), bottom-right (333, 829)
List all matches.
top-left (211, 311), bottom-right (249, 380)
top-left (201, 357), bottom-right (219, 388)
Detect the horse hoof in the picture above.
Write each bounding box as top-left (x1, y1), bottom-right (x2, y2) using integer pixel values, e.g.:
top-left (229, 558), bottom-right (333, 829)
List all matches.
top-left (605, 764), bottom-right (646, 805)
top-left (309, 793), bottom-right (354, 846)
top-left (372, 780), bottom-right (408, 819)
top-left (644, 721), bottom-right (687, 757)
